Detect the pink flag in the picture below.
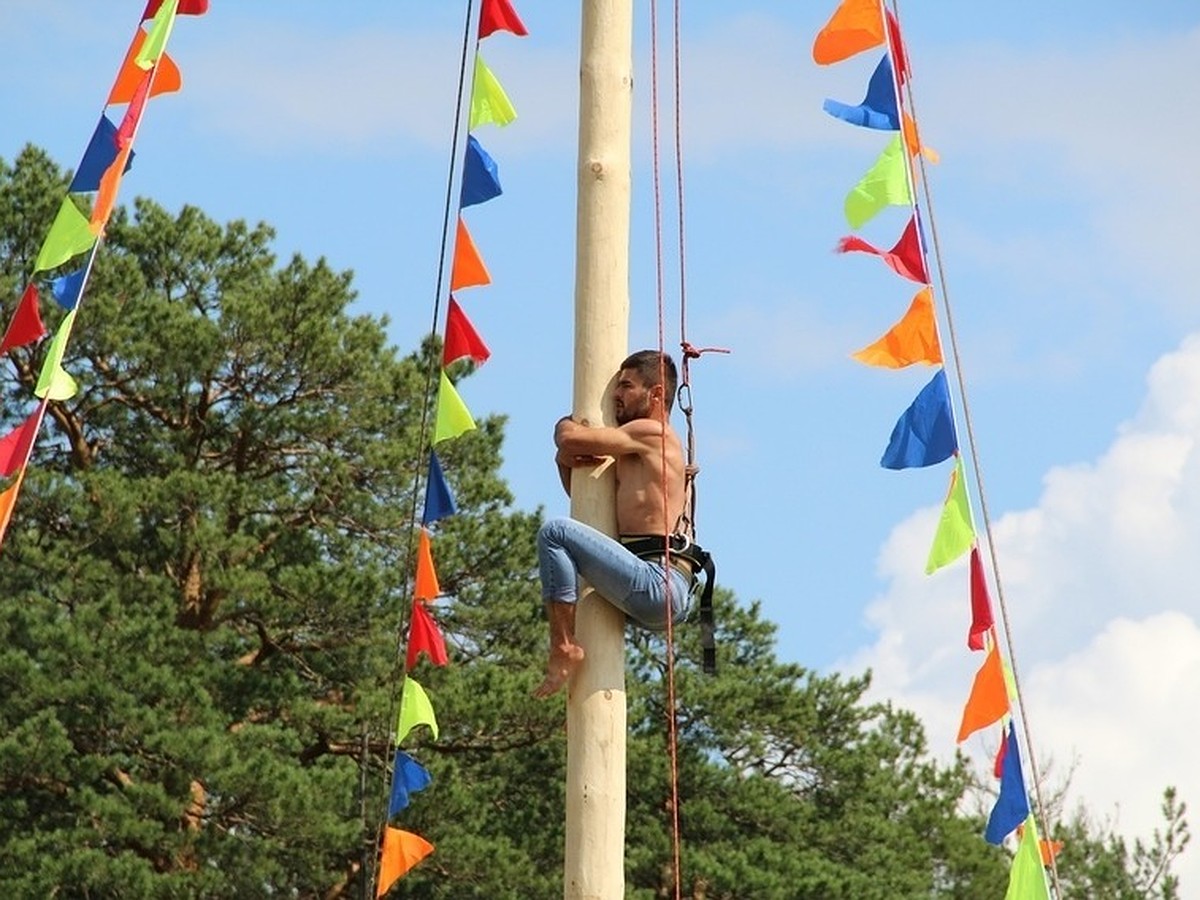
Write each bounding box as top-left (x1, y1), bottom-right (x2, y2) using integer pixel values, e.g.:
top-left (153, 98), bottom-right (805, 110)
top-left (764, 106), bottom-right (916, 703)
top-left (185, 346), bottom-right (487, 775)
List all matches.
top-left (443, 297), bottom-right (491, 366)
top-left (0, 407), bottom-right (42, 478)
top-left (116, 70), bottom-right (154, 149)
top-left (0, 285), bottom-right (48, 354)
top-left (836, 214), bottom-right (928, 283)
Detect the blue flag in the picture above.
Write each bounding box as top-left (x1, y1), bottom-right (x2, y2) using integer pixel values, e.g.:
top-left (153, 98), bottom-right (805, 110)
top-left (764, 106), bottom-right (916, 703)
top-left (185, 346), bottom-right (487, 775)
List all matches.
top-left (823, 54), bottom-right (899, 130)
top-left (69, 115), bottom-right (135, 193)
top-left (422, 451), bottom-right (457, 525)
top-left (387, 750), bottom-right (433, 818)
top-left (880, 369), bottom-right (957, 469)
top-left (50, 267), bottom-right (88, 311)
top-left (461, 135), bottom-right (503, 209)
top-left (985, 725), bottom-right (1031, 844)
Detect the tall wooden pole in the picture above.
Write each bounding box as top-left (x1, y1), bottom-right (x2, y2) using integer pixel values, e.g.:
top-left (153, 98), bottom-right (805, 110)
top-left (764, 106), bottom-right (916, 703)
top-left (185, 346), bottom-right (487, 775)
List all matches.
top-left (565, 1), bottom-right (633, 898)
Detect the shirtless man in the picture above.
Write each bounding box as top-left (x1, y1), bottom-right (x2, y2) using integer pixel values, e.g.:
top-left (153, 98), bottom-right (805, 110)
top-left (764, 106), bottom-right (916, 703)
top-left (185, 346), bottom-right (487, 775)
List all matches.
top-left (533, 350), bottom-right (692, 698)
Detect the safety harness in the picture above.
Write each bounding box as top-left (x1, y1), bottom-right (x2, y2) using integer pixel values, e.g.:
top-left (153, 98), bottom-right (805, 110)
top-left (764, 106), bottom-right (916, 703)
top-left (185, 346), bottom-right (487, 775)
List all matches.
top-left (621, 532), bottom-right (717, 675)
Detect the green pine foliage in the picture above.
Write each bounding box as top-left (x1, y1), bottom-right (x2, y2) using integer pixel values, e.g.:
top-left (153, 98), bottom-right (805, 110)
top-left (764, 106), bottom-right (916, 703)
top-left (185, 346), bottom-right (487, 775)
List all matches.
top-left (0, 147), bottom-right (1187, 898)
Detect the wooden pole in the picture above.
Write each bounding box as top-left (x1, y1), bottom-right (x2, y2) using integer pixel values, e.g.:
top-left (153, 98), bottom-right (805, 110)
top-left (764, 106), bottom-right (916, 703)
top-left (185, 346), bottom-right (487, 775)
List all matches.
top-left (565, 1), bottom-right (632, 897)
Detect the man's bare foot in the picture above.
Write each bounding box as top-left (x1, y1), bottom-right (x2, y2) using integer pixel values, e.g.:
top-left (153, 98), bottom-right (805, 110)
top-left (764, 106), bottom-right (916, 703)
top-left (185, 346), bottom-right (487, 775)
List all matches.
top-left (533, 643), bottom-right (585, 698)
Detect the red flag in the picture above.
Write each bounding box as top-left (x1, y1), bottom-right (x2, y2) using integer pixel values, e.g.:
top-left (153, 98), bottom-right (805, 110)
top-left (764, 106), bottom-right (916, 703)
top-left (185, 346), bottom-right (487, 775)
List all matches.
top-left (886, 11), bottom-right (909, 84)
top-left (116, 70), bottom-right (154, 150)
top-left (0, 285), bottom-right (48, 355)
top-left (479, 0), bottom-right (528, 38)
top-left (0, 407), bottom-right (43, 479)
top-left (968, 547), bottom-right (995, 651)
top-left (993, 727), bottom-right (1008, 778)
top-left (443, 297), bottom-right (491, 366)
top-left (143, 0), bottom-right (209, 17)
top-left (836, 214), bottom-right (928, 283)
top-left (406, 600), bottom-right (449, 670)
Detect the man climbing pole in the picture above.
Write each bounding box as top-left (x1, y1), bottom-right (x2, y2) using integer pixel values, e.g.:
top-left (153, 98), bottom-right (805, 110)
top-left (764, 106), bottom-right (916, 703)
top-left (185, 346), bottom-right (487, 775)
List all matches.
top-left (534, 349), bottom-right (699, 698)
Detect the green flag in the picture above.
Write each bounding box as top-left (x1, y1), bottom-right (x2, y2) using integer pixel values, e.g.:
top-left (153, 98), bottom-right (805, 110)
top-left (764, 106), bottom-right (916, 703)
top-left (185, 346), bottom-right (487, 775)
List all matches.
top-left (136, 0), bottom-right (180, 69)
top-left (1005, 815), bottom-right (1052, 899)
top-left (434, 371), bottom-right (476, 444)
top-left (397, 676), bottom-right (439, 744)
top-left (844, 134), bottom-right (911, 229)
top-left (926, 455), bottom-right (974, 574)
top-left (34, 199), bottom-right (96, 274)
top-left (470, 54), bottom-right (517, 130)
top-left (34, 309), bottom-right (79, 401)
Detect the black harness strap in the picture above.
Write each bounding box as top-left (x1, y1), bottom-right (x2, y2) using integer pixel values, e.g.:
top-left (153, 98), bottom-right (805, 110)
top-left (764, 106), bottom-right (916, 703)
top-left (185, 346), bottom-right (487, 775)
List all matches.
top-left (622, 534), bottom-right (717, 675)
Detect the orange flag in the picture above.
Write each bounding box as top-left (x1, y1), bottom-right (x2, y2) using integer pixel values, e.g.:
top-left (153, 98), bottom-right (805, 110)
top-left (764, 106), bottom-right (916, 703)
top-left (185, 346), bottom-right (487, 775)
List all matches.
top-left (0, 471), bottom-right (27, 549)
top-left (956, 641), bottom-right (1009, 743)
top-left (902, 112), bottom-right (939, 163)
top-left (414, 528), bottom-right (440, 601)
top-left (812, 0), bottom-right (885, 65)
top-left (450, 218), bottom-right (491, 291)
top-left (376, 827), bottom-right (434, 897)
top-left (91, 147), bottom-right (133, 234)
top-left (108, 29), bottom-right (182, 104)
top-left (852, 286), bottom-right (941, 368)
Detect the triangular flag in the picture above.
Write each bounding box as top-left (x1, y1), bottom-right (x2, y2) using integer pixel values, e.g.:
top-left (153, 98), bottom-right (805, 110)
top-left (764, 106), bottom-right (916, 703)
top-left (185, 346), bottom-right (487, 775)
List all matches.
top-left (886, 10), bottom-right (909, 84)
top-left (0, 285), bottom-right (48, 354)
top-left (450, 218), bottom-right (491, 291)
top-left (1039, 839), bottom-right (1064, 866)
top-left (926, 456), bottom-right (975, 574)
top-left (957, 642), bottom-right (1010, 743)
top-left (143, 0), bottom-right (208, 17)
top-left (0, 478), bottom-right (24, 549)
top-left (69, 116), bottom-right (135, 193)
top-left (902, 111), bottom-right (939, 163)
top-left (470, 55), bottom-right (517, 130)
top-left (396, 676), bottom-right (439, 743)
top-left (461, 135), bottom-right (503, 209)
top-left (443, 297), bottom-right (491, 366)
top-left (0, 408), bottom-right (42, 479)
top-left (422, 451), bottom-right (457, 525)
top-left (1005, 816), bottom-right (1052, 899)
top-left (434, 371), bottom-right (477, 444)
top-left (34, 308), bottom-right (79, 401)
top-left (109, 29), bottom-right (182, 105)
top-left (968, 547), bottom-right (995, 651)
top-left (91, 146), bottom-right (134, 234)
top-left (387, 751), bottom-right (433, 818)
top-left (986, 725), bottom-right (1031, 844)
top-left (406, 599), bottom-right (450, 670)
top-left (852, 286), bottom-right (940, 368)
top-left (993, 727), bottom-right (1008, 778)
top-left (136, 0), bottom-right (180, 70)
top-left (812, 0), bottom-right (885, 65)
top-left (375, 827), bottom-right (434, 897)
top-left (823, 54), bottom-right (899, 130)
top-left (844, 134), bottom-right (911, 229)
top-left (836, 213), bottom-right (928, 283)
top-left (479, 0), bottom-right (528, 38)
top-left (116, 69), bottom-right (154, 150)
top-left (880, 369), bottom-right (956, 469)
top-left (414, 529), bottom-right (441, 601)
top-left (34, 199), bottom-right (97, 274)
top-left (50, 268), bottom-right (87, 311)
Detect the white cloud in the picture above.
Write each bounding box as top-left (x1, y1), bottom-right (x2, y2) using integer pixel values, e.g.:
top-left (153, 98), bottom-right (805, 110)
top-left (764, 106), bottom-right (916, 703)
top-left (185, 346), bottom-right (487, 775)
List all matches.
top-left (842, 333), bottom-right (1200, 889)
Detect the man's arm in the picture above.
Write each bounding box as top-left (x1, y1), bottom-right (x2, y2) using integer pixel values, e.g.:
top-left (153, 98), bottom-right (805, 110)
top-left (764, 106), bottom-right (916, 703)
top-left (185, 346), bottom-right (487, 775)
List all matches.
top-left (555, 416), bottom-right (661, 459)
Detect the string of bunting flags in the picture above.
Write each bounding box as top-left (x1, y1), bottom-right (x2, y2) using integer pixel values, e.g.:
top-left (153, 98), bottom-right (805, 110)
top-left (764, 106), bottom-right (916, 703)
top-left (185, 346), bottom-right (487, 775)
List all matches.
top-left (0, 0), bottom-right (208, 548)
top-left (812, 1), bottom-right (1058, 896)
top-left (373, 0), bottom-right (527, 895)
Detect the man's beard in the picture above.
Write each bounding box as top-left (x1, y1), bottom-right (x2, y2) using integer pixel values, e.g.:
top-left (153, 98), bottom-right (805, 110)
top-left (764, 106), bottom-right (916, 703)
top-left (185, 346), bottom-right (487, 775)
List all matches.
top-left (615, 396), bottom-right (649, 425)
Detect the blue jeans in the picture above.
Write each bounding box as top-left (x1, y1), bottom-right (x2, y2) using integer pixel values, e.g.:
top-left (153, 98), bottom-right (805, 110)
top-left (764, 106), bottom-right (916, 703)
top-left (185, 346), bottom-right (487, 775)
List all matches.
top-left (537, 517), bottom-right (693, 630)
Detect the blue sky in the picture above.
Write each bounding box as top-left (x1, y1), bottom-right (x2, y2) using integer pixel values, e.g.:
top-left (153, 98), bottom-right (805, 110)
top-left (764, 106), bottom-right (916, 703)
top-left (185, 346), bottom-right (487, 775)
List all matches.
top-left (4, 0), bottom-right (1200, 886)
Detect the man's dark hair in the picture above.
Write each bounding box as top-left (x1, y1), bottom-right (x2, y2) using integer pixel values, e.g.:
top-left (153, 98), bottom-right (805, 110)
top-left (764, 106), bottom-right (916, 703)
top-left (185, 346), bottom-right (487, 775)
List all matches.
top-left (620, 349), bottom-right (677, 412)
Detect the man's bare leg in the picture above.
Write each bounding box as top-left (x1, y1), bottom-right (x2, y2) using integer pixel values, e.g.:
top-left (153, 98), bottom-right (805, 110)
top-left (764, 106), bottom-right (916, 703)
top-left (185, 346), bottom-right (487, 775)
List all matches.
top-left (534, 600), bottom-right (585, 698)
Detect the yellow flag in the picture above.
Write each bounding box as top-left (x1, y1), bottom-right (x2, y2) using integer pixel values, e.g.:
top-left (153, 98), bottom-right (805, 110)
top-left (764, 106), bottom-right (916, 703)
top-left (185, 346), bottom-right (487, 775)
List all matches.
top-left (1005, 815), bottom-right (1052, 899)
top-left (35, 309), bottom-right (79, 401)
top-left (844, 135), bottom-right (911, 229)
top-left (852, 286), bottom-right (941, 368)
top-left (396, 676), bottom-right (439, 743)
top-left (34, 200), bottom-right (97, 274)
top-left (136, 0), bottom-right (180, 69)
top-left (470, 54), bottom-right (517, 129)
top-left (434, 371), bottom-right (476, 444)
top-left (926, 456), bottom-right (974, 574)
